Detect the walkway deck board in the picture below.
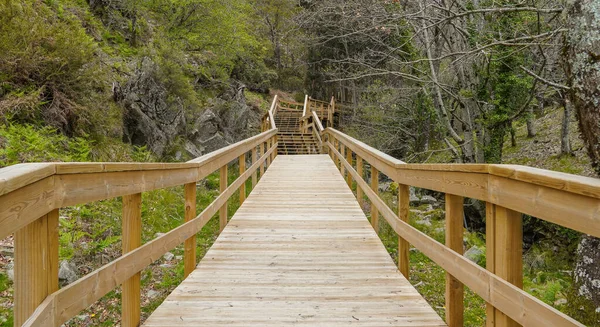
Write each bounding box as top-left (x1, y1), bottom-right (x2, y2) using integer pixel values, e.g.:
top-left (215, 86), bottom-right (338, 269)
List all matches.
top-left (143, 155), bottom-right (446, 326)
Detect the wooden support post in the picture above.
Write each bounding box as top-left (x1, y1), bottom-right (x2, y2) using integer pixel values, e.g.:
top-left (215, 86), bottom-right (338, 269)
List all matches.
top-left (219, 165), bottom-right (228, 233)
top-left (252, 147), bottom-right (258, 188)
top-left (184, 183), bottom-right (196, 278)
top-left (122, 193), bottom-right (141, 327)
top-left (356, 155), bottom-right (364, 208)
top-left (340, 144), bottom-right (346, 176)
top-left (272, 135), bottom-right (277, 161)
top-left (334, 139), bottom-right (340, 168)
top-left (445, 194), bottom-right (464, 327)
top-left (486, 203), bottom-right (523, 327)
top-left (266, 139), bottom-right (271, 168)
top-left (259, 142), bottom-right (265, 177)
top-left (370, 166), bottom-right (379, 233)
top-left (14, 209), bottom-right (59, 327)
top-left (345, 148), bottom-right (352, 188)
top-left (398, 184), bottom-right (410, 278)
top-left (239, 153), bottom-right (246, 204)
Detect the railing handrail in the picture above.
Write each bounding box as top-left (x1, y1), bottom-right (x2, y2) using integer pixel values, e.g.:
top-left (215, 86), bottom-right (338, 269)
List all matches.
top-left (2, 128), bottom-right (279, 327)
top-left (322, 126), bottom-right (598, 327)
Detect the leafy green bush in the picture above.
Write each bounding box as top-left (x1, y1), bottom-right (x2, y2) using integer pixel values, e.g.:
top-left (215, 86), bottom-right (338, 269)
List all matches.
top-left (0, 124), bottom-right (91, 166)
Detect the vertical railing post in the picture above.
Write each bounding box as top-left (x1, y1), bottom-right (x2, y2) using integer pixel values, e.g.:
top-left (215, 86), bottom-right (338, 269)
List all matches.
top-left (272, 135), bottom-right (277, 161)
top-left (266, 139), bottom-right (271, 168)
top-left (239, 153), bottom-right (246, 204)
top-left (356, 155), bottom-right (364, 208)
top-left (259, 142), bottom-right (265, 177)
top-left (445, 194), bottom-right (464, 326)
top-left (334, 139), bottom-right (340, 169)
top-left (219, 165), bottom-right (228, 233)
top-left (398, 184), bottom-right (410, 277)
top-left (345, 147), bottom-right (352, 187)
top-left (184, 183), bottom-right (197, 278)
top-left (252, 147), bottom-right (258, 188)
top-left (122, 194), bottom-right (142, 327)
top-left (14, 209), bottom-right (59, 327)
top-left (370, 166), bottom-right (379, 233)
top-left (486, 203), bottom-right (523, 327)
top-left (340, 144), bottom-right (346, 176)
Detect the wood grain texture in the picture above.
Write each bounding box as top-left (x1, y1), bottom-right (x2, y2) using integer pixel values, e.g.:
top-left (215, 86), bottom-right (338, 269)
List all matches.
top-left (220, 165), bottom-right (228, 233)
top-left (239, 153), bottom-right (246, 204)
top-left (252, 147), bottom-right (258, 188)
top-left (356, 155), bottom-right (364, 208)
top-left (184, 183), bottom-right (197, 278)
top-left (397, 184), bottom-right (410, 278)
top-left (22, 144), bottom-right (278, 327)
top-left (486, 204), bottom-right (523, 327)
top-left (445, 194), bottom-right (464, 327)
top-left (13, 210), bottom-right (58, 327)
top-left (143, 155), bottom-right (445, 327)
top-left (346, 146), bottom-right (353, 187)
top-left (371, 166), bottom-right (380, 233)
top-left (329, 143), bottom-right (584, 327)
top-left (122, 193), bottom-right (142, 327)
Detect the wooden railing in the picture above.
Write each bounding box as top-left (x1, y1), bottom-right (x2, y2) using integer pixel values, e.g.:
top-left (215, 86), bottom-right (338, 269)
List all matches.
top-left (1, 129), bottom-right (278, 327)
top-left (307, 96), bottom-right (334, 127)
top-left (322, 127), bottom-right (597, 327)
top-left (260, 95), bottom-right (278, 132)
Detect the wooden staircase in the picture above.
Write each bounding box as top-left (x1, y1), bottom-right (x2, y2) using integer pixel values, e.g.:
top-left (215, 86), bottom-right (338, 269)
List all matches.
top-left (273, 104), bottom-right (320, 155)
top-left (277, 132), bottom-right (319, 155)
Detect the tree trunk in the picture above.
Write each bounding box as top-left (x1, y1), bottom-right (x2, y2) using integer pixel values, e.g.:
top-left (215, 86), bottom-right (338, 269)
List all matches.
top-left (510, 122), bottom-right (517, 147)
top-left (561, 97), bottom-right (572, 155)
top-left (565, 0), bottom-right (600, 173)
top-left (526, 105), bottom-right (536, 137)
top-left (564, 0), bottom-right (600, 318)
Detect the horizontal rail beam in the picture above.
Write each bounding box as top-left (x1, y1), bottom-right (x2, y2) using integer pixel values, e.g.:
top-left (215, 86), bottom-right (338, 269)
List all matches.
top-left (23, 142), bottom-right (278, 327)
top-left (0, 129), bottom-right (277, 239)
top-left (324, 128), bottom-right (600, 238)
top-left (327, 142), bottom-right (583, 327)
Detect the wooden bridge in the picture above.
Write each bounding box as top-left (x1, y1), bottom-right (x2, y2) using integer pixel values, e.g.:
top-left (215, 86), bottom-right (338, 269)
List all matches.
top-left (2, 96), bottom-right (598, 327)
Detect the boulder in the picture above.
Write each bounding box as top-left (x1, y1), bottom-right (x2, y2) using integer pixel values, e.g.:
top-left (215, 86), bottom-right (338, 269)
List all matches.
top-left (120, 57), bottom-right (186, 157)
top-left (58, 260), bottom-right (78, 284)
top-left (409, 187), bottom-right (420, 205)
top-left (163, 252), bottom-right (175, 261)
top-left (419, 195), bottom-right (437, 205)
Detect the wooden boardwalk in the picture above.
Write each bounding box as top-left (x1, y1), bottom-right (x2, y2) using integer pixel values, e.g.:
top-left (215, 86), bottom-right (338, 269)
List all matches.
top-left (144, 155), bottom-right (445, 326)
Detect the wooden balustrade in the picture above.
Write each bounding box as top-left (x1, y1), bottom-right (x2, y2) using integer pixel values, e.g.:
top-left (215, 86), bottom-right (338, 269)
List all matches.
top-left (0, 128), bottom-right (278, 327)
top-left (323, 127), bottom-right (594, 327)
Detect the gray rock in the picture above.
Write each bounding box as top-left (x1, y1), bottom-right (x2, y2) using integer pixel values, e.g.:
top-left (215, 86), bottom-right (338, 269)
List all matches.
top-left (175, 255), bottom-right (183, 260)
top-left (163, 252), bottom-right (175, 261)
top-left (464, 246), bottom-right (485, 265)
top-left (154, 232), bottom-right (166, 238)
top-left (58, 260), bottom-right (78, 284)
top-left (420, 195), bottom-right (437, 205)
top-left (409, 187), bottom-right (420, 205)
top-left (554, 298), bottom-right (567, 306)
top-left (415, 219), bottom-right (432, 227)
top-left (121, 57), bottom-right (186, 157)
top-left (147, 289), bottom-right (160, 299)
top-left (0, 246), bottom-right (14, 257)
top-left (6, 263), bottom-right (14, 281)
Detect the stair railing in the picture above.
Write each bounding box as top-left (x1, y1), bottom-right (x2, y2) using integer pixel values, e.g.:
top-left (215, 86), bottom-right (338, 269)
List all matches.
top-left (2, 128), bottom-right (278, 327)
top-left (322, 127), bottom-right (595, 327)
top-left (261, 95), bottom-right (278, 132)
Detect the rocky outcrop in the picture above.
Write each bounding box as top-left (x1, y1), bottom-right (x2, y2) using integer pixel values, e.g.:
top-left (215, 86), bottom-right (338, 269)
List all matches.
top-left (120, 58), bottom-right (185, 157)
top-left (117, 57), bottom-right (260, 158)
top-left (186, 80), bottom-right (261, 156)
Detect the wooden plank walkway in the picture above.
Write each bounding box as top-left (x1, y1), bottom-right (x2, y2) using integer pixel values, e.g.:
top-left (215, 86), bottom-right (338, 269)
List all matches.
top-left (143, 155), bottom-right (446, 326)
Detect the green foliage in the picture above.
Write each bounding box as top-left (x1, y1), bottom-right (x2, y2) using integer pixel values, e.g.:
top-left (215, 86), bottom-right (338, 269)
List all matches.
top-left (0, 124), bottom-right (92, 166)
